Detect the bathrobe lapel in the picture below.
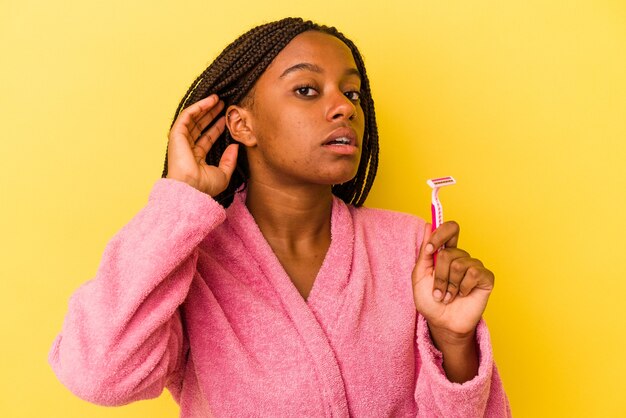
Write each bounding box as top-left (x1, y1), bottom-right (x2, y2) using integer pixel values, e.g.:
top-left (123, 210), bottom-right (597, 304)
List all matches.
top-left (227, 193), bottom-right (353, 416)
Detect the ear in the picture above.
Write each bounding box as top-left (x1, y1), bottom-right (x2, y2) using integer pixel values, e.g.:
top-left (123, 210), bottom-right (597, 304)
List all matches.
top-left (225, 105), bottom-right (257, 147)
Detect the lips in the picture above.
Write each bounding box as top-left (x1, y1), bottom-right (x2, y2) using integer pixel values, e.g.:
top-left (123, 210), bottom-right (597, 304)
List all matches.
top-left (323, 127), bottom-right (357, 147)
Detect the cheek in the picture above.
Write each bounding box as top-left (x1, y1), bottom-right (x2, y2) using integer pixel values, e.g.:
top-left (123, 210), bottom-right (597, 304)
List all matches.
top-left (250, 111), bottom-right (277, 148)
top-left (250, 112), bottom-right (301, 166)
top-left (261, 112), bottom-right (312, 150)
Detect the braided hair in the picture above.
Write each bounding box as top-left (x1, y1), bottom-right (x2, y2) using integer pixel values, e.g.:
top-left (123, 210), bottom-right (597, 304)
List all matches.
top-left (161, 17), bottom-right (379, 207)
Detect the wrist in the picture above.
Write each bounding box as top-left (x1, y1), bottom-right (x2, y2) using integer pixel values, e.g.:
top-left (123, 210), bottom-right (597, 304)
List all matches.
top-left (428, 324), bottom-right (476, 350)
top-left (427, 323), bottom-right (479, 383)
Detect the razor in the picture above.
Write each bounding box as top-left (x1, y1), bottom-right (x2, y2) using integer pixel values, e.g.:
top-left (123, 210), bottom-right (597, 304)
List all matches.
top-left (426, 176), bottom-right (456, 265)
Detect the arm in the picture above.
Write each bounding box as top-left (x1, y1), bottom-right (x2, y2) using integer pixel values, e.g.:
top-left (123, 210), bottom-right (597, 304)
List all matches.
top-left (50, 94), bottom-right (239, 406)
top-left (415, 315), bottom-right (511, 417)
top-left (412, 222), bottom-right (512, 416)
top-left (428, 323), bottom-right (479, 384)
top-left (49, 179), bottom-right (226, 405)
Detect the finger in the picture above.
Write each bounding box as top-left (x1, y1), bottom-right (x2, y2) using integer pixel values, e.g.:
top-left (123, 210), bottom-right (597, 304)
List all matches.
top-left (416, 224), bottom-right (446, 301)
top-left (433, 247), bottom-right (469, 303)
top-left (177, 94), bottom-right (219, 129)
top-left (458, 266), bottom-right (495, 298)
top-left (413, 223), bottom-right (434, 292)
top-left (193, 117), bottom-right (226, 160)
top-left (428, 220), bottom-right (460, 252)
top-left (183, 94), bottom-right (220, 118)
top-left (198, 143), bottom-right (239, 197)
top-left (194, 99), bottom-right (226, 133)
top-left (447, 257), bottom-right (483, 302)
top-left (218, 143), bottom-right (239, 181)
top-left (187, 100), bottom-right (225, 140)
top-left (416, 223), bottom-right (434, 268)
top-left (171, 96), bottom-right (223, 141)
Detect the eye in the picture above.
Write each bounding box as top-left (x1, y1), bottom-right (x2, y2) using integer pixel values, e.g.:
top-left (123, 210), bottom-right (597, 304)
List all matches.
top-left (294, 85), bottom-right (319, 97)
top-left (344, 90), bottom-right (361, 102)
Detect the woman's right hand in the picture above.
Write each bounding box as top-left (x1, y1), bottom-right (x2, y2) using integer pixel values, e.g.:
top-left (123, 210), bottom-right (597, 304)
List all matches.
top-left (166, 94), bottom-right (239, 196)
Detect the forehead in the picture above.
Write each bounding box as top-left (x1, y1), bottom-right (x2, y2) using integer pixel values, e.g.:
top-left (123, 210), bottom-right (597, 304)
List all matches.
top-left (266, 31), bottom-right (357, 75)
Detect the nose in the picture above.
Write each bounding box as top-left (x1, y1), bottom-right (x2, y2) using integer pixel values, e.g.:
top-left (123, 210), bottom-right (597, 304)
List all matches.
top-left (327, 89), bottom-right (357, 122)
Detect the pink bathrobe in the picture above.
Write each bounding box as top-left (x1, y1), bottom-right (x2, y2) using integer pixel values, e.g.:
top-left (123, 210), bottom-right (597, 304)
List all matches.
top-left (49, 179), bottom-right (511, 417)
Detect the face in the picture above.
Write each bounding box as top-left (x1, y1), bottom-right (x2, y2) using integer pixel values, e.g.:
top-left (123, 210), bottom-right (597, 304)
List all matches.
top-left (229, 31), bottom-right (366, 188)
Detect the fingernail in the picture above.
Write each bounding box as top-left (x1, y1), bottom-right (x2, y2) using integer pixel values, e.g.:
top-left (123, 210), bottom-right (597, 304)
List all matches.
top-left (425, 243), bottom-right (434, 254)
top-left (433, 289), bottom-right (443, 301)
top-left (443, 292), bottom-right (452, 304)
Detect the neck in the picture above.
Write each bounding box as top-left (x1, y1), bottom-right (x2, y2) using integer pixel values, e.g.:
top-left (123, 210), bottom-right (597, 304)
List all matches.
top-left (245, 180), bottom-right (333, 247)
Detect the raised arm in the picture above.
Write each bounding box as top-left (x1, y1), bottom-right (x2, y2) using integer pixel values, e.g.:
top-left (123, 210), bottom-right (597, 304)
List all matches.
top-left (412, 221), bottom-right (512, 416)
top-left (49, 95), bottom-right (239, 405)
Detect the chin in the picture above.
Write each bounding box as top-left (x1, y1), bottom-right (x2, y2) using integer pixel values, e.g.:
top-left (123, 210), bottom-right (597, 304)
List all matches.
top-left (324, 169), bottom-right (359, 186)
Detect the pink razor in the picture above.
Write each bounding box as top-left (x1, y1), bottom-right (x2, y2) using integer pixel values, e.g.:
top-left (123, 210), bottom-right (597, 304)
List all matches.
top-left (426, 176), bottom-right (456, 265)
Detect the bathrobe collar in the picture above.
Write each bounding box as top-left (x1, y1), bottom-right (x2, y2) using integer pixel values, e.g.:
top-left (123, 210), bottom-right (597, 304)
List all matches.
top-left (225, 190), bottom-right (354, 415)
top-left (225, 190), bottom-right (355, 307)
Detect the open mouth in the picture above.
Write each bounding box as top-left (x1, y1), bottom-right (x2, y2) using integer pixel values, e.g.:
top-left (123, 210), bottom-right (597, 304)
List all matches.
top-left (323, 126), bottom-right (358, 148)
top-left (325, 136), bottom-right (353, 146)
top-left (322, 129), bottom-right (359, 156)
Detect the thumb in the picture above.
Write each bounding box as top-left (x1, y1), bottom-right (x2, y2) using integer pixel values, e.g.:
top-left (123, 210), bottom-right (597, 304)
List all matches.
top-left (218, 143), bottom-right (239, 180)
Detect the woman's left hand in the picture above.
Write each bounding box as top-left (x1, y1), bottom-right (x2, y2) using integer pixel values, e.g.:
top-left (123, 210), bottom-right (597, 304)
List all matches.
top-left (412, 221), bottom-right (495, 341)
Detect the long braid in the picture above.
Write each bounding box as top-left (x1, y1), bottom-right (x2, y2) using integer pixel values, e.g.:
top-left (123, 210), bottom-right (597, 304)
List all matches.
top-left (162, 17), bottom-right (380, 207)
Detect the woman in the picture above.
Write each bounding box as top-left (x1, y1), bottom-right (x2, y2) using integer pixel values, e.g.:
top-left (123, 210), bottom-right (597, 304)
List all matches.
top-left (50, 17), bottom-right (511, 417)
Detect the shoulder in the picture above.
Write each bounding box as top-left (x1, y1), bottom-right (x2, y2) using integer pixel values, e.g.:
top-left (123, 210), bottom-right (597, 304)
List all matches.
top-left (348, 205), bottom-right (426, 250)
top-left (349, 205), bottom-right (425, 233)
top-left (345, 205), bottom-right (426, 289)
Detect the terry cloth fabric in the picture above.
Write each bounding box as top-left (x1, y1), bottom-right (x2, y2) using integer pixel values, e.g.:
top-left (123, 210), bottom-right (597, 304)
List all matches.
top-left (49, 179), bottom-right (512, 417)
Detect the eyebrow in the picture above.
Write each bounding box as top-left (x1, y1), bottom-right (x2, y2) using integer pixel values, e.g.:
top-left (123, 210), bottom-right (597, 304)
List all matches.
top-left (279, 62), bottom-right (361, 80)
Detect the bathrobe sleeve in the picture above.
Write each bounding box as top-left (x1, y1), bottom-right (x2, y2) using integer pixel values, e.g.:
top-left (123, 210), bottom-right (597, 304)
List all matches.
top-left (414, 314), bottom-right (512, 417)
top-left (49, 179), bottom-right (226, 406)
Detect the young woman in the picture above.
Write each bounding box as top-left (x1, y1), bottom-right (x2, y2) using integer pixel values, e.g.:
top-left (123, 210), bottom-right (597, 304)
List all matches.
top-left (50, 17), bottom-right (511, 417)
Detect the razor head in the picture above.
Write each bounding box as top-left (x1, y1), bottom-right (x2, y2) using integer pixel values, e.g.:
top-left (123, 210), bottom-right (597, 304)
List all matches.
top-left (427, 176), bottom-right (456, 189)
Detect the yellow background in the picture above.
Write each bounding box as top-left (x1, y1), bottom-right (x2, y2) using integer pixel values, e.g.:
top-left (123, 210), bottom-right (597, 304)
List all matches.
top-left (1, 0), bottom-right (625, 416)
